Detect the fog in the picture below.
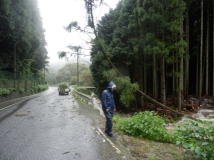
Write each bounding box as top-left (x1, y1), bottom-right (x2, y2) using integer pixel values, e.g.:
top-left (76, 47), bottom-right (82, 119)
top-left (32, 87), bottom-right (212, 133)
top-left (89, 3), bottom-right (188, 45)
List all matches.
top-left (38, 0), bottom-right (120, 79)
top-left (47, 55), bottom-right (90, 75)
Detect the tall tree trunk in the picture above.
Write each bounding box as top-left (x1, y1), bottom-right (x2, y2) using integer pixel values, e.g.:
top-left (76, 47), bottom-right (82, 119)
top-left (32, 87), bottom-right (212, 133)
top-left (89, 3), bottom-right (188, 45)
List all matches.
top-left (153, 53), bottom-right (157, 100)
top-left (44, 67), bottom-right (45, 81)
top-left (206, 4), bottom-right (209, 95)
top-left (140, 56), bottom-right (144, 110)
top-left (196, 55), bottom-right (199, 96)
top-left (144, 54), bottom-right (147, 94)
top-left (173, 51), bottom-right (175, 101)
top-left (178, 0), bottom-right (184, 112)
top-left (161, 0), bottom-right (166, 109)
top-left (213, 0), bottom-right (214, 103)
top-left (161, 57), bottom-right (166, 106)
top-left (185, 6), bottom-right (190, 100)
top-left (176, 35), bottom-right (179, 98)
top-left (14, 45), bottom-right (16, 88)
top-left (14, 45), bottom-right (16, 75)
top-left (199, 0), bottom-right (203, 106)
top-left (77, 52), bottom-right (79, 87)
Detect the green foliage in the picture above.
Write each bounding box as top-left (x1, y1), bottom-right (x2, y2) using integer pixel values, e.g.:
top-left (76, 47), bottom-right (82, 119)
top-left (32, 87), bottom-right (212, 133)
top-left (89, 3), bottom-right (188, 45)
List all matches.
top-left (0, 88), bottom-right (10, 96)
top-left (8, 87), bottom-right (16, 93)
top-left (55, 63), bottom-right (89, 84)
top-left (0, 0), bottom-right (49, 75)
top-left (32, 86), bottom-right (38, 91)
top-left (208, 114), bottom-right (214, 118)
top-left (120, 82), bottom-right (139, 107)
top-left (115, 112), bottom-right (214, 159)
top-left (173, 118), bottom-right (214, 159)
top-left (19, 87), bottom-right (25, 93)
top-left (79, 70), bottom-right (93, 86)
top-left (103, 69), bottom-right (139, 107)
top-left (31, 85), bottom-right (48, 92)
top-left (71, 76), bottom-right (77, 85)
top-left (37, 85), bottom-right (48, 91)
top-left (58, 84), bottom-right (68, 89)
top-left (89, 0), bottom-right (187, 110)
top-left (116, 111), bottom-right (175, 142)
top-left (76, 88), bottom-right (92, 96)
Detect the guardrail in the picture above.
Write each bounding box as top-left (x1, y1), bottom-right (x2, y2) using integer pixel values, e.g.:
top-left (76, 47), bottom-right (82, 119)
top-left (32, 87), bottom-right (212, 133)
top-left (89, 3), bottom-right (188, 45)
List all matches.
top-left (73, 89), bottom-right (96, 106)
top-left (72, 89), bottom-right (104, 117)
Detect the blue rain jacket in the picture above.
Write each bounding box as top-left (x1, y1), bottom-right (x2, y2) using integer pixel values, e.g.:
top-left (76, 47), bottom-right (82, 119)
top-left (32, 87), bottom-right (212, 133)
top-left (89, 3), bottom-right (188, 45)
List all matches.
top-left (101, 81), bottom-right (116, 112)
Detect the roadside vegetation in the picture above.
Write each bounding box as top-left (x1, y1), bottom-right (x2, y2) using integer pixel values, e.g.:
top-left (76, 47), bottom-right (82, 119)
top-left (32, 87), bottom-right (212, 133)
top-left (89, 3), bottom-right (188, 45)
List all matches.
top-left (113, 112), bottom-right (214, 159)
top-left (0, 84), bottom-right (48, 96)
top-left (0, 1), bottom-right (48, 77)
top-left (55, 63), bottom-right (93, 87)
top-left (74, 87), bottom-right (92, 97)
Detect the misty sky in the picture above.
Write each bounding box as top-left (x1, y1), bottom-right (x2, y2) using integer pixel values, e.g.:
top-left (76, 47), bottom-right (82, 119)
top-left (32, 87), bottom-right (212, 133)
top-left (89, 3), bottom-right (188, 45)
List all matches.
top-left (38, 0), bottom-right (120, 66)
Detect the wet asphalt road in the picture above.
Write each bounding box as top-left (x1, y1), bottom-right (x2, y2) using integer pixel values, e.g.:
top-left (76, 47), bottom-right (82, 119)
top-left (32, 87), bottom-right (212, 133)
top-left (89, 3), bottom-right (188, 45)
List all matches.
top-left (0, 87), bottom-right (132, 160)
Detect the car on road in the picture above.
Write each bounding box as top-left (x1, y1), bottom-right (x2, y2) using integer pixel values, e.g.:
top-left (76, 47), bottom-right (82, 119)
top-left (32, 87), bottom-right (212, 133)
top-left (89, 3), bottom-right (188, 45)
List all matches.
top-left (58, 84), bottom-right (71, 95)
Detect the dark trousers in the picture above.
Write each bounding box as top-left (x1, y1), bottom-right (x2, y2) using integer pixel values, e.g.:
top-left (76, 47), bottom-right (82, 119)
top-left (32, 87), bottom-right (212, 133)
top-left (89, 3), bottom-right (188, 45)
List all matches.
top-left (104, 111), bottom-right (113, 134)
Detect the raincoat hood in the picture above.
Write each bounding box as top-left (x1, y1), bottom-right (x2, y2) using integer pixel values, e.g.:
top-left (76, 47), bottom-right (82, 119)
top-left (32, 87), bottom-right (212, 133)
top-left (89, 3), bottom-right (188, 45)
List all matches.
top-left (107, 81), bottom-right (116, 90)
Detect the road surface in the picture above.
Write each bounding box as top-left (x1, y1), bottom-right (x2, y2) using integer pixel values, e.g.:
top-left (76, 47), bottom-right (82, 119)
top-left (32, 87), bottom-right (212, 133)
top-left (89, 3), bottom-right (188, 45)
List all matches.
top-left (0, 87), bottom-right (133, 160)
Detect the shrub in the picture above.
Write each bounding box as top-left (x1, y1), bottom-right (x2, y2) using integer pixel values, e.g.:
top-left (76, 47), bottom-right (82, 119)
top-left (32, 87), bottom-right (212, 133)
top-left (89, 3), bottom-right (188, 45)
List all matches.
top-left (19, 87), bottom-right (25, 93)
top-left (76, 88), bottom-right (92, 96)
top-left (116, 111), bottom-right (175, 143)
top-left (8, 88), bottom-right (16, 93)
top-left (38, 85), bottom-right (44, 91)
top-left (37, 85), bottom-right (49, 91)
top-left (42, 84), bottom-right (48, 90)
top-left (32, 86), bottom-right (38, 91)
top-left (0, 88), bottom-right (10, 96)
top-left (173, 118), bottom-right (214, 159)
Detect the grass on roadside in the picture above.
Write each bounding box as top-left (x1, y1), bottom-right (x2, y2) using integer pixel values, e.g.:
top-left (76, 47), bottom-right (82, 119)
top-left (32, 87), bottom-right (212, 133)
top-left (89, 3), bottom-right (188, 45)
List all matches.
top-left (112, 112), bottom-right (186, 160)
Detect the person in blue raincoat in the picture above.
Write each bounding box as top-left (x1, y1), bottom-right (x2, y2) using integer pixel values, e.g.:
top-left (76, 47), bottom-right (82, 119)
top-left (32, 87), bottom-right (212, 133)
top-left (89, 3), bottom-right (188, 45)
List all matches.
top-left (101, 81), bottom-right (116, 136)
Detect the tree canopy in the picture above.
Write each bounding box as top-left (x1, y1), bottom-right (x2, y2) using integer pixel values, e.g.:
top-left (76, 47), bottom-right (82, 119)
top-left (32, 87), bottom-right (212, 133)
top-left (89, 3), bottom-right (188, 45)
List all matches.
top-left (0, 0), bottom-right (48, 76)
top-left (88, 0), bottom-right (214, 110)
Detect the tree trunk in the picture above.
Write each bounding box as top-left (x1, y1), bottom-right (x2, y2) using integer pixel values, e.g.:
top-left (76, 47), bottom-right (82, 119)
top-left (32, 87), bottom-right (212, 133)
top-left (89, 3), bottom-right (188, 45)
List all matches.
top-left (44, 67), bottom-right (45, 81)
top-left (140, 56), bottom-right (144, 110)
top-left (206, 4), bottom-right (209, 95)
top-left (153, 53), bottom-right (157, 100)
top-left (196, 55), bottom-right (199, 96)
top-left (161, 57), bottom-right (166, 105)
top-left (176, 35), bottom-right (179, 98)
top-left (14, 45), bottom-right (16, 88)
top-left (213, 0), bottom-right (214, 103)
top-left (77, 52), bottom-right (79, 87)
top-left (161, 0), bottom-right (166, 109)
top-left (173, 51), bottom-right (175, 101)
top-left (178, 0), bottom-right (184, 112)
top-left (144, 54), bottom-right (147, 94)
top-left (199, 0), bottom-right (203, 106)
top-left (185, 6), bottom-right (189, 100)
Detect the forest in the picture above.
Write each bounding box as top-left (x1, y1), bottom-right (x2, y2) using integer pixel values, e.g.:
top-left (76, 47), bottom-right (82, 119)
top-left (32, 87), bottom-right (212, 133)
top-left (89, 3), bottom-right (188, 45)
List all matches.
top-left (88, 0), bottom-right (214, 111)
top-left (53, 63), bottom-right (93, 87)
top-left (0, 0), bottom-right (48, 77)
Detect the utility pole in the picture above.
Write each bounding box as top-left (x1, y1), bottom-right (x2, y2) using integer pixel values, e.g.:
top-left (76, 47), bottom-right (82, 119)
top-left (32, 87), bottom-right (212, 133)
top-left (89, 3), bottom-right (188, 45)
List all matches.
top-left (58, 45), bottom-right (90, 87)
top-left (44, 66), bottom-right (45, 83)
top-left (14, 45), bottom-right (16, 75)
top-left (14, 45), bottom-right (16, 88)
top-left (77, 51), bottom-right (79, 87)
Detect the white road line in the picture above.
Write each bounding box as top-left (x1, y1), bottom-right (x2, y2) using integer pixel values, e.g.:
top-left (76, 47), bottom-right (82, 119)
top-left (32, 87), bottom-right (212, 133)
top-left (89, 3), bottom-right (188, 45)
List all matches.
top-left (96, 127), bottom-right (121, 154)
top-left (0, 97), bottom-right (31, 111)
